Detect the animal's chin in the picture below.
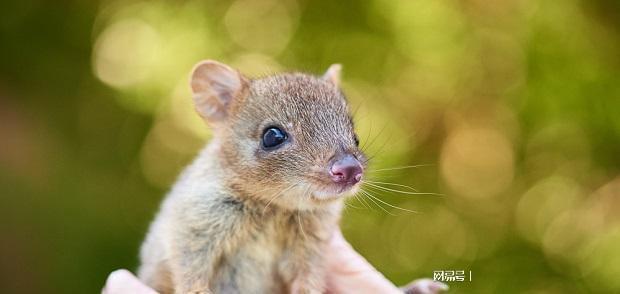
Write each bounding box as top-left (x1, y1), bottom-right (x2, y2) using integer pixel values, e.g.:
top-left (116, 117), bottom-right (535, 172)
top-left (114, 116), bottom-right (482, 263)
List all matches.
top-left (311, 184), bottom-right (360, 201)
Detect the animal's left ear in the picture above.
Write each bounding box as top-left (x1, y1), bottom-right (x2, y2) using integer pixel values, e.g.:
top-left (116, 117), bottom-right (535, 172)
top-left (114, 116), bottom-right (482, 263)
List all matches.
top-left (322, 64), bottom-right (342, 87)
top-left (189, 60), bottom-right (248, 124)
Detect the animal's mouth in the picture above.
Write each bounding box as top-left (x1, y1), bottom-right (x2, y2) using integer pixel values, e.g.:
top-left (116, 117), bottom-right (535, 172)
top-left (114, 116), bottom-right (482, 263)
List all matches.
top-left (311, 182), bottom-right (361, 201)
top-left (304, 153), bottom-right (365, 202)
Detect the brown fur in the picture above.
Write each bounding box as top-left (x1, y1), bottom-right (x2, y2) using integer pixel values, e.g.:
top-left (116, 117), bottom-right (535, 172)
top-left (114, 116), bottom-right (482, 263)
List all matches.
top-left (138, 61), bottom-right (365, 294)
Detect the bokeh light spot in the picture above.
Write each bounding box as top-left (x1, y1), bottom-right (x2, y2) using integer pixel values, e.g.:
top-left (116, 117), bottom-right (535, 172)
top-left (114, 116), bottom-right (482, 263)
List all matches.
top-left (93, 19), bottom-right (160, 88)
top-left (225, 0), bottom-right (298, 54)
top-left (440, 125), bottom-right (514, 199)
top-left (516, 176), bottom-right (582, 244)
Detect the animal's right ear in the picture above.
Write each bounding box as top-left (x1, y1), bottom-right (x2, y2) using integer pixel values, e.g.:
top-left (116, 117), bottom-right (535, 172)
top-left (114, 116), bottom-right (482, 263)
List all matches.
top-left (190, 60), bottom-right (248, 123)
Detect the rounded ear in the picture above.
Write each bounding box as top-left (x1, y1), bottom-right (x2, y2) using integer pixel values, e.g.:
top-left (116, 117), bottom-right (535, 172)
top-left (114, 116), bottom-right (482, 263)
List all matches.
top-left (190, 60), bottom-right (248, 123)
top-left (322, 64), bottom-right (342, 87)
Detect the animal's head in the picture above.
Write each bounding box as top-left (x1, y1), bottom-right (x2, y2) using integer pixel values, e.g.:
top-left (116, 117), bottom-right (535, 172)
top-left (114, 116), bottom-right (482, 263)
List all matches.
top-left (190, 60), bottom-right (366, 210)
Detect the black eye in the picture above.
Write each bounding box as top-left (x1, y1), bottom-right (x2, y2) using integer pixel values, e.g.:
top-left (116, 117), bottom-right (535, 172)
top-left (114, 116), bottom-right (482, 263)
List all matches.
top-left (354, 134), bottom-right (360, 147)
top-left (262, 127), bottom-right (288, 149)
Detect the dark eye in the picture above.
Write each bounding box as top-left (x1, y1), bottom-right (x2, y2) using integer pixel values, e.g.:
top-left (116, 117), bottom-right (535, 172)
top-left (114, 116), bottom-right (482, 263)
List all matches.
top-left (262, 127), bottom-right (288, 149)
top-left (354, 134), bottom-right (360, 147)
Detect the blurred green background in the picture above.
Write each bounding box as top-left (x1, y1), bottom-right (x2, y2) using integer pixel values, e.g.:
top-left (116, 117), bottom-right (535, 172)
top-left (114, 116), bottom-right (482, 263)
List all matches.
top-left (1, 0), bottom-right (619, 293)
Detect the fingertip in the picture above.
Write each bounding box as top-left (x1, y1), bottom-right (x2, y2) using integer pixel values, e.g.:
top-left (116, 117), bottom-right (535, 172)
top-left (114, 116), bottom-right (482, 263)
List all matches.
top-left (107, 269), bottom-right (134, 281)
top-left (401, 278), bottom-right (449, 294)
top-left (103, 269), bottom-right (157, 294)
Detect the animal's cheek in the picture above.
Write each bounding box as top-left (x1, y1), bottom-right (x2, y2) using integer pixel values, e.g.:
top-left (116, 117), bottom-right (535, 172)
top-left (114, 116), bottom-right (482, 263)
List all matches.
top-left (355, 151), bottom-right (367, 164)
top-left (237, 138), bottom-right (259, 157)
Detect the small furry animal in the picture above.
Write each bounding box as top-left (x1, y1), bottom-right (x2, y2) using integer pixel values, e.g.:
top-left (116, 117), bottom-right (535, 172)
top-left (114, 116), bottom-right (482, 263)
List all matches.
top-left (137, 60), bottom-right (427, 294)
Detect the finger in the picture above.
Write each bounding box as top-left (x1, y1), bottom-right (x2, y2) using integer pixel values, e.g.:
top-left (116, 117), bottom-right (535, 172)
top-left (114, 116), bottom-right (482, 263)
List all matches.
top-left (325, 230), bottom-right (401, 294)
top-left (401, 278), bottom-right (449, 294)
top-left (102, 269), bottom-right (158, 294)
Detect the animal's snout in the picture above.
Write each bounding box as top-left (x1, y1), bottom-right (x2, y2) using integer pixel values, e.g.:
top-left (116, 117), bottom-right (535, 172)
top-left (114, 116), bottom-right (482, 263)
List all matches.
top-left (329, 154), bottom-right (363, 185)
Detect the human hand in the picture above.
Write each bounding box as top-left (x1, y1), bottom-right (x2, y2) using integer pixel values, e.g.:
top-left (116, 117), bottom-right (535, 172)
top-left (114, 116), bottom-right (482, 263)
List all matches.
top-left (102, 230), bottom-right (448, 294)
top-left (324, 230), bottom-right (448, 294)
top-left (102, 269), bottom-right (157, 294)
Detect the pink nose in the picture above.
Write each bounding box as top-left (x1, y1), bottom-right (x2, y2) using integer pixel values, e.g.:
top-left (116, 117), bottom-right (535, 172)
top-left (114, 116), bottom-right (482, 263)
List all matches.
top-left (330, 154), bottom-right (363, 185)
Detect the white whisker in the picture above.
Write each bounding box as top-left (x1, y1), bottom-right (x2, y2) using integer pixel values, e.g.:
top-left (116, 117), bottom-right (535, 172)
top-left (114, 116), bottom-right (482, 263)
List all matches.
top-left (343, 198), bottom-right (362, 210)
top-left (359, 189), bottom-right (394, 216)
top-left (262, 184), bottom-right (297, 214)
top-left (363, 180), bottom-right (419, 192)
top-left (361, 189), bottom-right (418, 214)
top-left (297, 186), bottom-right (310, 240)
top-left (369, 164), bottom-right (434, 172)
top-left (353, 193), bottom-right (372, 210)
top-left (362, 181), bottom-right (444, 196)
